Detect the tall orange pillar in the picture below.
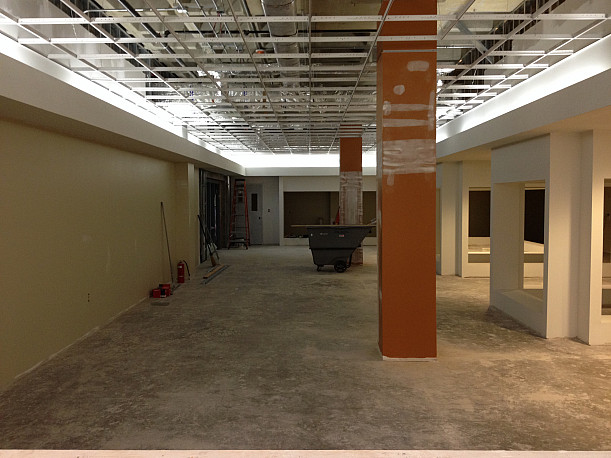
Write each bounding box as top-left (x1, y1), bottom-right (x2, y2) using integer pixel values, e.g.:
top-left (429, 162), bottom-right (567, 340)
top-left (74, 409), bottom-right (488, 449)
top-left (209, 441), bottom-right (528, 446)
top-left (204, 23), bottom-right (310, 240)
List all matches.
top-left (377, 0), bottom-right (437, 359)
top-left (339, 136), bottom-right (363, 264)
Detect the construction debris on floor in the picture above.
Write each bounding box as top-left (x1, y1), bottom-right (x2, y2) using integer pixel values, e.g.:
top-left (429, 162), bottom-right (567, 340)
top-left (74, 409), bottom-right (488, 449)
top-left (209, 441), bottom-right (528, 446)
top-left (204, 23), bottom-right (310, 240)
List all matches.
top-left (0, 246), bottom-right (609, 450)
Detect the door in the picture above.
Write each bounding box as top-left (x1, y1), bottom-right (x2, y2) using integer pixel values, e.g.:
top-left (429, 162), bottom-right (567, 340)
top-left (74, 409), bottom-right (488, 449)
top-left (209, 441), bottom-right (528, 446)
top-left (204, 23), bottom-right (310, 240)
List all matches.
top-left (249, 184), bottom-right (263, 245)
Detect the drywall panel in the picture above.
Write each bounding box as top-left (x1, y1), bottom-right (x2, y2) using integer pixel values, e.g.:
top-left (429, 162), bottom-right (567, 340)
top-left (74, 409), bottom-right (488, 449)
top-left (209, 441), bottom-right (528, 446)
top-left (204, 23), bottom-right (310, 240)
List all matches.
top-left (0, 119), bottom-right (179, 389)
top-left (283, 176), bottom-right (340, 192)
top-left (491, 136), bottom-right (550, 184)
top-left (245, 167), bottom-right (377, 177)
top-left (437, 35), bottom-right (611, 156)
top-left (282, 175), bottom-right (376, 192)
top-left (174, 163), bottom-right (200, 270)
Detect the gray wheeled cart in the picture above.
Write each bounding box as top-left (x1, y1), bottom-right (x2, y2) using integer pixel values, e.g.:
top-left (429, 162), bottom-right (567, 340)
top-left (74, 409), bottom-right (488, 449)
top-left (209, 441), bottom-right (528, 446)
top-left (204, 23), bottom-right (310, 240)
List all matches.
top-left (306, 225), bottom-right (373, 272)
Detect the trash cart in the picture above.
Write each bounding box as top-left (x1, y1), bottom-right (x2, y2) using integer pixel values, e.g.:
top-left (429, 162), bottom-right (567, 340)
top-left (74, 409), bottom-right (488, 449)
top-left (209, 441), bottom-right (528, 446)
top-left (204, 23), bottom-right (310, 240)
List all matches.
top-left (306, 225), bottom-right (373, 272)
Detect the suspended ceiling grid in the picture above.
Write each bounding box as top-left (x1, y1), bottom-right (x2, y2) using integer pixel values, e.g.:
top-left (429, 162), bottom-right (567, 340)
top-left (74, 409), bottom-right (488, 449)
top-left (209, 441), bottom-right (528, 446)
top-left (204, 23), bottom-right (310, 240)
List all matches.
top-left (0, 0), bottom-right (608, 160)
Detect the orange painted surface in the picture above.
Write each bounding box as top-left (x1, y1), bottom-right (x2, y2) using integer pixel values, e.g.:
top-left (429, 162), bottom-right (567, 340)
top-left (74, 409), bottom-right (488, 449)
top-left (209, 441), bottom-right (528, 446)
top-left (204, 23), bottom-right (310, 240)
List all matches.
top-left (378, 0), bottom-right (436, 53)
top-left (376, 0), bottom-right (437, 359)
top-left (340, 137), bottom-right (362, 172)
top-left (378, 173), bottom-right (437, 358)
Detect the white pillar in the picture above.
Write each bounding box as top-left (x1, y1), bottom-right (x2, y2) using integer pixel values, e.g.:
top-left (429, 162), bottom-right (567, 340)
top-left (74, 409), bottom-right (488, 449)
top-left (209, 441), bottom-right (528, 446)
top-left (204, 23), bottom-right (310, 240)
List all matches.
top-left (545, 133), bottom-right (581, 337)
top-left (578, 130), bottom-right (611, 345)
top-left (490, 182), bottom-right (525, 294)
top-left (436, 162), bottom-right (458, 275)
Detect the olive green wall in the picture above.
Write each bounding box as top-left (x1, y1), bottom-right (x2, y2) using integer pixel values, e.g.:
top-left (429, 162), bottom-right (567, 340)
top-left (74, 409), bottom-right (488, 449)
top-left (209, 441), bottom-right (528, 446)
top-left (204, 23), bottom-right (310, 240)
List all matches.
top-left (0, 119), bottom-right (195, 389)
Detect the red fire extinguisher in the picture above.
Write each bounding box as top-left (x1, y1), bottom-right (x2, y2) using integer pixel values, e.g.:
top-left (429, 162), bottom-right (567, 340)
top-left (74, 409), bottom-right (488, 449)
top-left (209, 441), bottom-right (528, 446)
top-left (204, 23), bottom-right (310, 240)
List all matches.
top-left (177, 261), bottom-right (185, 283)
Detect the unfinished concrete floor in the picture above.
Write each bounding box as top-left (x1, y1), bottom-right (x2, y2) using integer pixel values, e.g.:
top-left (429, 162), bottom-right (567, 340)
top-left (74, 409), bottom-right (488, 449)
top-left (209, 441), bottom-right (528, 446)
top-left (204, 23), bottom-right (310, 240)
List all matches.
top-left (0, 246), bottom-right (609, 450)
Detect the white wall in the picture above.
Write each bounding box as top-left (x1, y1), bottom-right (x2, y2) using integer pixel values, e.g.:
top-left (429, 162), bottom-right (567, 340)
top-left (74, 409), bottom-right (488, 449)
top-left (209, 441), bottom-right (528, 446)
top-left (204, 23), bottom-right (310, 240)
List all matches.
top-left (246, 176), bottom-right (280, 245)
top-left (491, 137), bottom-right (549, 335)
top-left (281, 175), bottom-right (377, 192)
top-left (175, 163), bottom-right (200, 270)
top-left (490, 132), bottom-right (611, 343)
top-left (436, 162), bottom-right (458, 275)
top-left (546, 133), bottom-right (582, 338)
top-left (0, 119), bottom-right (200, 389)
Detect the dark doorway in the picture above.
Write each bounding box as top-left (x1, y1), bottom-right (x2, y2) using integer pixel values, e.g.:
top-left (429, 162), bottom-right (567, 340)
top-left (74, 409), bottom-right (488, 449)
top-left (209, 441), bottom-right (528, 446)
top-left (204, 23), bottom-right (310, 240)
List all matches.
top-left (524, 189), bottom-right (545, 244)
top-left (199, 170), bottom-right (227, 263)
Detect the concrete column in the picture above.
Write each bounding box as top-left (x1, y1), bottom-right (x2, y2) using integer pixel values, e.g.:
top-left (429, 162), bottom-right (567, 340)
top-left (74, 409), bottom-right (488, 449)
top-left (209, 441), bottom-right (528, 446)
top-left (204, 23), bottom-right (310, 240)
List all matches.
top-left (174, 163), bottom-right (199, 277)
top-left (339, 136), bottom-right (363, 265)
top-left (376, 0), bottom-right (437, 359)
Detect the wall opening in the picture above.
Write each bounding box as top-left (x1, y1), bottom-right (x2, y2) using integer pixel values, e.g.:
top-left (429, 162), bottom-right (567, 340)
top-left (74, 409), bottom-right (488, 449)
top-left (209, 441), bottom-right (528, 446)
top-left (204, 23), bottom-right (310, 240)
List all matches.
top-left (467, 189), bottom-right (491, 265)
top-left (199, 170), bottom-right (229, 262)
top-left (522, 183), bottom-right (545, 292)
top-left (284, 191), bottom-right (376, 239)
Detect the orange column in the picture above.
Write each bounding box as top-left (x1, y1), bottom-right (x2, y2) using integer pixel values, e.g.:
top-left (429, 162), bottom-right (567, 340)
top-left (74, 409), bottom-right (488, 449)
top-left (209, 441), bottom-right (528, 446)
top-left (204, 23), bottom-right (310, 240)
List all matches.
top-left (339, 136), bottom-right (364, 264)
top-left (377, 0), bottom-right (437, 359)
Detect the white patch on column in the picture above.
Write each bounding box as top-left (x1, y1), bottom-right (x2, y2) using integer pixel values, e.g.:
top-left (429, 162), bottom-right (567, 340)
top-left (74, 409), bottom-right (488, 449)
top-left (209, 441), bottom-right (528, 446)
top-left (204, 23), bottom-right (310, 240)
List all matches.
top-left (340, 170), bottom-right (364, 264)
top-left (407, 60), bottom-right (430, 72)
top-left (383, 101), bottom-right (392, 116)
top-left (382, 139), bottom-right (435, 185)
top-left (384, 103), bottom-right (431, 113)
top-left (339, 171), bottom-right (363, 226)
top-left (383, 119), bottom-right (428, 128)
top-left (393, 85), bottom-right (405, 95)
top-left (428, 91), bottom-right (436, 131)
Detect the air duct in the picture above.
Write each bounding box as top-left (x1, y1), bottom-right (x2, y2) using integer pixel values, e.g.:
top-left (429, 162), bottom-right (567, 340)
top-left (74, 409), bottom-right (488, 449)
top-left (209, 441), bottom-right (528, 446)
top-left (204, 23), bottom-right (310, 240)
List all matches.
top-left (261, 0), bottom-right (300, 70)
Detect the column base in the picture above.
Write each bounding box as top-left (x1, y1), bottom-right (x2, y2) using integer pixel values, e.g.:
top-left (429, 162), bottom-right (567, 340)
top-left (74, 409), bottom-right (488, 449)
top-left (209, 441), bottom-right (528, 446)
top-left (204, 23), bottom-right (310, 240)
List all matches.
top-left (382, 356), bottom-right (437, 362)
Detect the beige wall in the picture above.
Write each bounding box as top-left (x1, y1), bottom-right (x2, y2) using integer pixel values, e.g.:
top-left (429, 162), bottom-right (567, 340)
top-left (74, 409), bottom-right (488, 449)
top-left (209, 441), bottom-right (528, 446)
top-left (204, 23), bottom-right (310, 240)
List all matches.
top-left (0, 119), bottom-right (198, 389)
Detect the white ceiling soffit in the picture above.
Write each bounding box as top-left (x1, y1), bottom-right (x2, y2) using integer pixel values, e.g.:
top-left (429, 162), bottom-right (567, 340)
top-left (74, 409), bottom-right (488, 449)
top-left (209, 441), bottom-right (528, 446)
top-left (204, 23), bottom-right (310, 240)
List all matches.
top-left (0, 0), bottom-right (608, 165)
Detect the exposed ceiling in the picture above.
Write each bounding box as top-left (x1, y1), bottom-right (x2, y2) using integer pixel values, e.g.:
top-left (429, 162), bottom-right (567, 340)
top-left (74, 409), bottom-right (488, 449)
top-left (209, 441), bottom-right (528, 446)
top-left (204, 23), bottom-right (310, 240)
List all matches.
top-left (0, 0), bottom-right (609, 161)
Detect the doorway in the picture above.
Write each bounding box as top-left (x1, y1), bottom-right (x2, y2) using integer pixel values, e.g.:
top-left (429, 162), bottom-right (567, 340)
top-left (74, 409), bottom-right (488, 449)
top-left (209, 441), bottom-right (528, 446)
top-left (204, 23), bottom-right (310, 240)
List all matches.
top-left (249, 183), bottom-right (263, 245)
top-left (199, 170), bottom-right (227, 263)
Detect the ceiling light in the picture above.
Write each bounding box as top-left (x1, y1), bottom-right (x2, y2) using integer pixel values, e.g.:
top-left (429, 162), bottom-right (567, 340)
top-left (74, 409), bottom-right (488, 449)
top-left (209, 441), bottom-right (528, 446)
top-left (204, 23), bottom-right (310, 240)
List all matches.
top-left (174, 2), bottom-right (187, 13)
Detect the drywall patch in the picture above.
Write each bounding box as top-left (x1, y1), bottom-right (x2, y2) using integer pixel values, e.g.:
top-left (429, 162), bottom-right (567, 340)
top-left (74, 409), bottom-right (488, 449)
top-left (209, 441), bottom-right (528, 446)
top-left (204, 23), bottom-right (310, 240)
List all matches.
top-left (383, 101), bottom-right (392, 116)
top-left (382, 139), bottom-right (435, 185)
top-left (428, 90), bottom-right (436, 131)
top-left (339, 171), bottom-right (363, 225)
top-left (393, 85), bottom-right (406, 95)
top-left (407, 60), bottom-right (430, 72)
top-left (383, 119), bottom-right (428, 128)
top-left (385, 103), bottom-right (431, 113)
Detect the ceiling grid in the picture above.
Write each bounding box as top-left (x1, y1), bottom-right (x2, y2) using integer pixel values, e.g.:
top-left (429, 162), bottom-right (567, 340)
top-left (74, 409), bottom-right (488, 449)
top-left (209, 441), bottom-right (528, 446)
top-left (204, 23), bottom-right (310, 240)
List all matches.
top-left (0, 0), bottom-right (608, 160)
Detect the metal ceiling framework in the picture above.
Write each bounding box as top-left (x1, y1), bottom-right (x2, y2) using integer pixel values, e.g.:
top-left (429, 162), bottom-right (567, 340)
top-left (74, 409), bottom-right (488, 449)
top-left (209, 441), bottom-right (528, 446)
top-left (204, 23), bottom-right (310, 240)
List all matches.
top-left (0, 0), bottom-right (608, 160)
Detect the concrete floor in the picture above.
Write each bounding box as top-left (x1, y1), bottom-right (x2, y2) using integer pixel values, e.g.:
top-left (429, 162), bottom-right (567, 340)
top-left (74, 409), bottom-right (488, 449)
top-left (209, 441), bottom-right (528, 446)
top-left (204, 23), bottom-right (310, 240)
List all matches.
top-left (0, 246), bottom-right (609, 450)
